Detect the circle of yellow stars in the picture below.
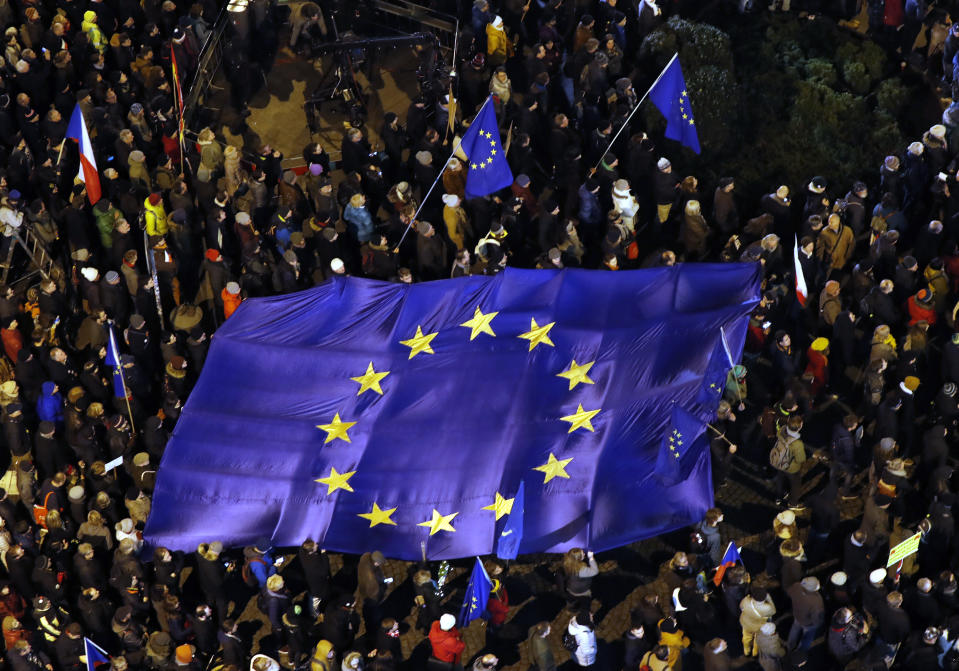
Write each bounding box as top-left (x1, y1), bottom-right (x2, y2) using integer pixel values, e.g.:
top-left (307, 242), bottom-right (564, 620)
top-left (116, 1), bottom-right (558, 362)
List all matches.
top-left (679, 90), bottom-right (695, 127)
top-left (312, 305), bottom-right (603, 536)
top-left (469, 130), bottom-right (499, 171)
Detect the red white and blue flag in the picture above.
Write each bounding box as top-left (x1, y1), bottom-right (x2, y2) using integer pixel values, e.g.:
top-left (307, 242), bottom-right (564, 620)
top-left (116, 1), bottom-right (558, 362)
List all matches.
top-left (84, 637), bottom-right (110, 671)
top-left (713, 541), bottom-right (742, 586)
top-left (66, 104), bottom-right (101, 205)
top-left (793, 234), bottom-right (807, 307)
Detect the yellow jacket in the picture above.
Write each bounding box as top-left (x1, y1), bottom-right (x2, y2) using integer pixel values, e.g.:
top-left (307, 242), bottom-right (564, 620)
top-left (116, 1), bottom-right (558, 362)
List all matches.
top-left (143, 197), bottom-right (168, 237)
top-left (486, 23), bottom-right (509, 65)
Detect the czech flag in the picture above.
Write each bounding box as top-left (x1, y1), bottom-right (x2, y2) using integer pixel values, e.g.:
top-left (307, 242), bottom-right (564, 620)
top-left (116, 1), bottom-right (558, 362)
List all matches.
top-left (66, 104), bottom-right (101, 205)
top-left (793, 234), bottom-right (807, 307)
top-left (84, 637), bottom-right (110, 671)
top-left (713, 542), bottom-right (742, 586)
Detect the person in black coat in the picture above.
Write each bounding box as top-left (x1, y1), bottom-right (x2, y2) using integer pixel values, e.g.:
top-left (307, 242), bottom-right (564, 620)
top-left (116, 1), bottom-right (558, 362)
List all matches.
top-left (340, 127), bottom-right (373, 176)
top-left (320, 594), bottom-right (359, 652)
top-left (53, 624), bottom-right (85, 671)
top-left (194, 543), bottom-right (229, 623)
top-left (298, 539), bottom-right (331, 618)
top-left (6, 545), bottom-right (35, 601)
top-left (218, 620), bottom-right (247, 668)
top-left (77, 587), bottom-right (114, 641)
top-left (878, 591), bottom-right (911, 653)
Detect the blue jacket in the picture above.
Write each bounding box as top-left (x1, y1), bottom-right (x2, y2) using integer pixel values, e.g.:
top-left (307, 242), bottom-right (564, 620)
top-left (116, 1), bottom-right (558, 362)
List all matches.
top-left (36, 382), bottom-right (63, 424)
top-left (344, 205), bottom-right (375, 243)
top-left (577, 185), bottom-right (602, 227)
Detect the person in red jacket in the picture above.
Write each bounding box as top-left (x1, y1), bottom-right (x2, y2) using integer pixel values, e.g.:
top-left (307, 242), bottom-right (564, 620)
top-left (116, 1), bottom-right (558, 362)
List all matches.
top-left (907, 288), bottom-right (937, 326)
top-left (429, 614), bottom-right (465, 664)
top-left (804, 337), bottom-right (829, 397)
top-left (486, 579), bottom-right (509, 630)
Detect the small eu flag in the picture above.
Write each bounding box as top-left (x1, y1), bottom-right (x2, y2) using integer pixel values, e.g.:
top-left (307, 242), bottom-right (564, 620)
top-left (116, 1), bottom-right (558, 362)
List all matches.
top-left (460, 96), bottom-right (514, 199)
top-left (696, 328), bottom-right (737, 406)
top-left (656, 405), bottom-right (705, 484)
top-left (495, 480), bottom-right (524, 560)
top-left (105, 324), bottom-right (125, 398)
top-left (84, 637), bottom-right (110, 671)
top-left (459, 557), bottom-right (492, 627)
top-left (648, 55), bottom-right (701, 154)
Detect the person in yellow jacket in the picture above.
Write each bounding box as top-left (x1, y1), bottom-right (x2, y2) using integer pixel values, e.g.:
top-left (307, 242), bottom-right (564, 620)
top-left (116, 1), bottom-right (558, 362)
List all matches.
top-left (657, 617), bottom-right (690, 670)
top-left (442, 194), bottom-right (473, 251)
top-left (309, 640), bottom-right (335, 671)
top-left (485, 16), bottom-right (510, 67)
top-left (81, 11), bottom-right (106, 54)
top-left (143, 193), bottom-right (168, 242)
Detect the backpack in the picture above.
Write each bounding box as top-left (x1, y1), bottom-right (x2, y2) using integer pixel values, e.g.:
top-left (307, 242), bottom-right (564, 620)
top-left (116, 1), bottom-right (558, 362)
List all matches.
top-left (769, 433), bottom-right (795, 471)
top-left (33, 491), bottom-right (53, 529)
top-left (759, 407), bottom-right (780, 440)
top-left (561, 631), bottom-right (578, 652)
top-left (241, 557), bottom-right (268, 587)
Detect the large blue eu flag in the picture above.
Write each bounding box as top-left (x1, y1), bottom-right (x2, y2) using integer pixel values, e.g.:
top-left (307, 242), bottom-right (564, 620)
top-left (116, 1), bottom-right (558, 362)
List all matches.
top-left (460, 96), bottom-right (513, 198)
top-left (144, 264), bottom-right (760, 559)
top-left (649, 55), bottom-right (701, 154)
top-left (459, 557), bottom-right (492, 627)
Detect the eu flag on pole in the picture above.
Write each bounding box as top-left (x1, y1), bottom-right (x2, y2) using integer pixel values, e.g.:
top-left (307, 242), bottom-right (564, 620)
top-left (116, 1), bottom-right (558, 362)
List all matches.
top-left (84, 637), bottom-right (110, 671)
top-left (460, 96), bottom-right (513, 198)
top-left (495, 480), bottom-right (524, 560)
top-left (656, 405), bottom-right (706, 484)
top-left (459, 557), bottom-right (492, 627)
top-left (105, 324), bottom-right (125, 398)
top-left (713, 542), bottom-right (742, 586)
top-left (648, 55), bottom-right (701, 154)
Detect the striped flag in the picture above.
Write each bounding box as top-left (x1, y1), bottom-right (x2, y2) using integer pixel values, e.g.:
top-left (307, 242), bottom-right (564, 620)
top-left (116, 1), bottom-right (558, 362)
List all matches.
top-left (84, 637), bottom-right (110, 671)
top-left (713, 542), bottom-right (742, 586)
top-left (66, 105), bottom-right (101, 204)
top-left (793, 234), bottom-right (807, 307)
top-left (170, 45), bottom-right (185, 158)
top-left (105, 324), bottom-right (126, 398)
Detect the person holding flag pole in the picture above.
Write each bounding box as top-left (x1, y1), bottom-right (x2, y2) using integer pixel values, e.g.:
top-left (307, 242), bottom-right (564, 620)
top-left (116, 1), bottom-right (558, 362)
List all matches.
top-left (106, 320), bottom-right (136, 434)
top-left (395, 95), bottom-right (513, 251)
top-left (590, 52), bottom-right (700, 176)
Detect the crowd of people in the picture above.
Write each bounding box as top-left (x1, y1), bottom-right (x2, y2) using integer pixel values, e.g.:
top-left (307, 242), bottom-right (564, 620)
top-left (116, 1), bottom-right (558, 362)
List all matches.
top-left (0, 0), bottom-right (956, 667)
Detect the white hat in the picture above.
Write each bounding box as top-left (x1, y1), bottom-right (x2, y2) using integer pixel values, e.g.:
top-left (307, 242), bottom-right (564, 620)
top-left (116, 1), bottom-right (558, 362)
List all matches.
top-left (226, 282), bottom-right (240, 295)
top-left (775, 510), bottom-right (795, 526)
top-left (80, 267), bottom-right (99, 282)
top-left (830, 571), bottom-right (847, 587)
top-left (441, 194), bottom-right (460, 207)
top-left (439, 614), bottom-right (456, 631)
top-left (869, 568), bottom-right (887, 585)
top-left (760, 622), bottom-right (776, 635)
top-left (775, 185), bottom-right (789, 199)
top-left (908, 141), bottom-right (924, 156)
top-left (931, 124), bottom-right (947, 140)
top-left (235, 212), bottom-right (251, 225)
top-left (331, 258), bottom-right (345, 273)
top-left (492, 15), bottom-right (503, 27)
top-left (612, 179), bottom-right (630, 197)
top-left (657, 157), bottom-right (671, 170)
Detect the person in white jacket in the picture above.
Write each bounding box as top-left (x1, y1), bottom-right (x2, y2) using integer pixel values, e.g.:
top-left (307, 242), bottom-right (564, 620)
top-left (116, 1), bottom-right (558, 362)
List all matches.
top-left (567, 611), bottom-right (597, 667)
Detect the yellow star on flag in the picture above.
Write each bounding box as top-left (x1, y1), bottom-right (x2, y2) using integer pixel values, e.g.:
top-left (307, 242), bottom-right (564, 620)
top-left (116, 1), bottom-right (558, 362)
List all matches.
top-left (400, 326), bottom-right (438, 359)
top-left (314, 466), bottom-right (356, 494)
top-left (316, 413), bottom-right (356, 443)
top-left (560, 404), bottom-right (600, 433)
top-left (358, 502), bottom-right (397, 527)
top-left (490, 139), bottom-right (496, 147)
top-left (482, 492), bottom-right (515, 520)
top-left (534, 453), bottom-right (572, 483)
top-left (557, 359), bottom-right (595, 390)
top-left (471, 163), bottom-right (478, 170)
top-left (417, 508), bottom-right (458, 535)
top-left (460, 306), bottom-right (498, 340)
top-left (479, 162), bottom-right (486, 169)
top-left (518, 318), bottom-right (555, 351)
top-left (350, 362), bottom-right (390, 396)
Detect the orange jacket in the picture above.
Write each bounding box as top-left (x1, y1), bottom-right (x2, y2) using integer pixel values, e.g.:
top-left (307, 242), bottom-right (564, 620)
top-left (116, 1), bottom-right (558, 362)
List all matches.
top-left (221, 288), bottom-right (242, 319)
top-left (907, 295), bottom-right (937, 326)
